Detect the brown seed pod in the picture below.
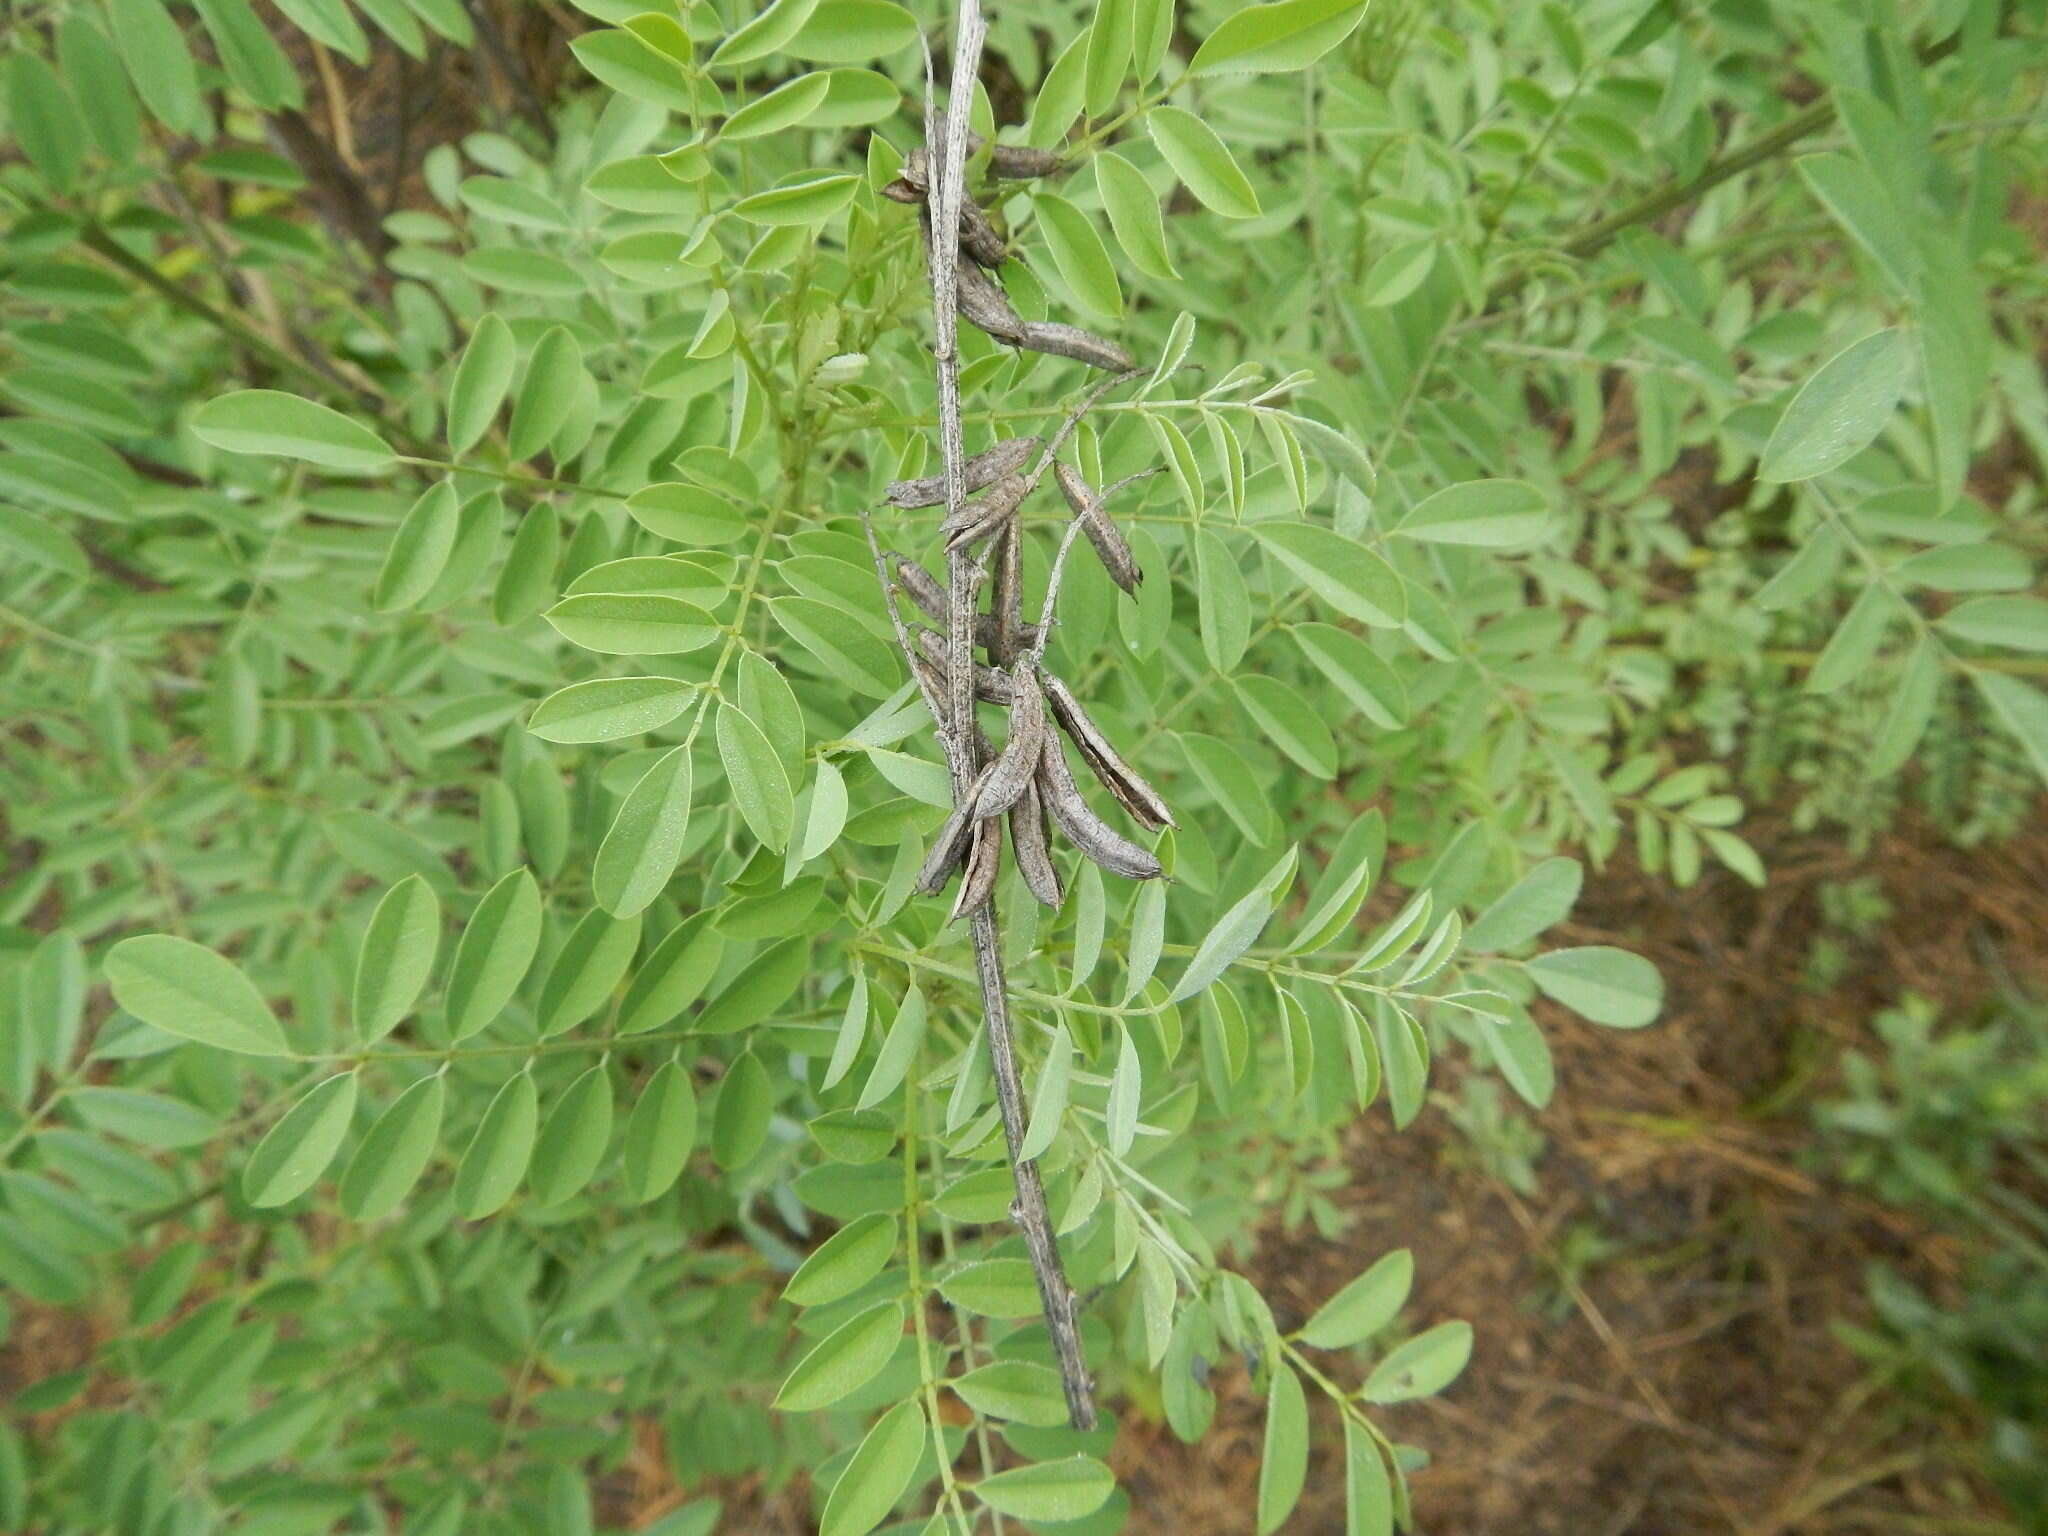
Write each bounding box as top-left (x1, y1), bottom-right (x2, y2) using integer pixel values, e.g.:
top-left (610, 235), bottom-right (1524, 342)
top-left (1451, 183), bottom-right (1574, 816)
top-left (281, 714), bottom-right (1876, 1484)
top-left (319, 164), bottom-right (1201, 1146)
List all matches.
top-left (940, 472), bottom-right (1030, 552)
top-left (1008, 777), bottom-right (1065, 909)
top-left (987, 143), bottom-right (1065, 179)
top-left (911, 628), bottom-right (1014, 703)
top-left (1019, 322), bottom-right (1136, 372)
top-left (949, 813), bottom-right (1003, 921)
top-left (885, 437), bottom-right (1042, 510)
top-left (1041, 673), bottom-right (1177, 832)
top-left (975, 664), bottom-right (1045, 821)
top-left (915, 761), bottom-right (994, 895)
top-left (957, 200), bottom-right (1009, 268)
top-left (988, 518), bottom-right (1022, 665)
top-left (956, 262), bottom-right (1029, 344)
top-left (890, 553), bottom-right (950, 622)
top-left (1052, 461), bottom-right (1143, 593)
top-left (1037, 733), bottom-right (1165, 882)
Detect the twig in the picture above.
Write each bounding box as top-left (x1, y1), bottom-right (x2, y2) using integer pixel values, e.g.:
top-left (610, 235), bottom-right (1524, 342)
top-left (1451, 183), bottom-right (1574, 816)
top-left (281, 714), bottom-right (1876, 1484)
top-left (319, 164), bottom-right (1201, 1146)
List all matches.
top-left (920, 2), bottom-right (1097, 1431)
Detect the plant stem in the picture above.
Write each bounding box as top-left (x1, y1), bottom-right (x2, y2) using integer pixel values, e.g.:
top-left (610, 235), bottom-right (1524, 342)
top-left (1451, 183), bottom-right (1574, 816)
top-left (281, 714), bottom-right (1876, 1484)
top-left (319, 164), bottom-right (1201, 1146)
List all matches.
top-left (924, 1), bottom-right (1096, 1432)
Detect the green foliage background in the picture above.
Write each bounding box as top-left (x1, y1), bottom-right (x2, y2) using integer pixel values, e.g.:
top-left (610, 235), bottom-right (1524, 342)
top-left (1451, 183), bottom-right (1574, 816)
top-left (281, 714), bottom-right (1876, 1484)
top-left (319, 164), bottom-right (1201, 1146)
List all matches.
top-left (0, 0), bottom-right (2043, 1531)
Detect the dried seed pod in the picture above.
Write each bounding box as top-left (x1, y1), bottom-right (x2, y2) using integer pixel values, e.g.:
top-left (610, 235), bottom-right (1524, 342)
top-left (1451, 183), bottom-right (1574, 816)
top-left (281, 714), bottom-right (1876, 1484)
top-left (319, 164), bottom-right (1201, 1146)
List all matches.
top-left (988, 518), bottom-right (1022, 665)
top-left (911, 628), bottom-right (1015, 703)
top-left (915, 762), bottom-right (994, 895)
top-left (1041, 672), bottom-right (1177, 832)
top-left (987, 143), bottom-right (1064, 179)
top-left (1009, 777), bottom-right (1065, 909)
top-left (1052, 461), bottom-right (1143, 593)
top-left (949, 814), bottom-right (1003, 921)
top-left (889, 554), bottom-right (950, 623)
top-left (957, 262), bottom-right (1029, 345)
top-left (885, 437), bottom-right (1041, 509)
top-left (1037, 734), bottom-right (1165, 882)
top-left (1019, 322), bottom-right (1136, 372)
top-left (975, 664), bottom-right (1046, 821)
top-left (957, 200), bottom-right (1009, 268)
top-left (940, 472), bottom-right (1030, 552)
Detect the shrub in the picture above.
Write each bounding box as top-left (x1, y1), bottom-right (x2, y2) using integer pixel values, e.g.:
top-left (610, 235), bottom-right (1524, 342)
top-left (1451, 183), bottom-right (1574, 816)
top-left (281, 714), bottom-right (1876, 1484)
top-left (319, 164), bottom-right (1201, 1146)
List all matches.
top-left (0, 0), bottom-right (2040, 1531)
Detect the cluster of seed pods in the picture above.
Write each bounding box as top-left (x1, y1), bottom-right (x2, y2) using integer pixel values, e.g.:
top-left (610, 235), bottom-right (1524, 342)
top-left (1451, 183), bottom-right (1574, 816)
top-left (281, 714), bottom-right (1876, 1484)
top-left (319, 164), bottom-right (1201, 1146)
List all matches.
top-left (887, 448), bottom-right (1174, 917)
top-left (879, 131), bottom-right (1173, 921)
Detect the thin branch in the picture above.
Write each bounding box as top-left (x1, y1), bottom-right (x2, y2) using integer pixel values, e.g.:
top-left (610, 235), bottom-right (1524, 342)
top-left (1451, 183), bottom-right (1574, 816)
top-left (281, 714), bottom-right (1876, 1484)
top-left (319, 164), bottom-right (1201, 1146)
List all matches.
top-left (921, 2), bottom-right (1098, 1432)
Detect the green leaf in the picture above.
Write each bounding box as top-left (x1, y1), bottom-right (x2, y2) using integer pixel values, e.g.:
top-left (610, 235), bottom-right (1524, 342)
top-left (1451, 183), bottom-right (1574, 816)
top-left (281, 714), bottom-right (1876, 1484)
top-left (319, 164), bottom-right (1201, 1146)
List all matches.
top-left (191, 390), bottom-right (396, 475)
top-left (774, 1299), bottom-right (904, 1411)
top-left (1398, 479), bottom-right (1553, 548)
top-left (1188, 0), bottom-right (1368, 77)
top-left (1172, 849), bottom-right (1295, 1001)
top-left (1256, 1367), bottom-right (1309, 1535)
top-left (857, 984), bottom-right (927, 1110)
top-left (1148, 105), bottom-right (1261, 218)
top-left (1298, 1248), bottom-right (1412, 1349)
top-left (772, 598), bottom-right (901, 696)
top-left (1973, 671), bottom-right (2048, 788)
top-left (788, 0), bottom-right (918, 63)
top-left (627, 482), bottom-right (749, 545)
top-left (339, 1074), bottom-right (445, 1221)
top-left (1085, 0), bottom-right (1133, 113)
top-left (1290, 624), bottom-right (1406, 728)
top-left (1254, 524), bottom-right (1405, 627)
top-left (529, 1065), bottom-right (614, 1205)
top-left (1525, 946), bottom-right (1663, 1029)
top-left (1938, 596), bottom-right (2048, 653)
top-left (7, 53), bottom-right (86, 194)
top-left (975, 1457), bottom-right (1115, 1522)
top-left (447, 313), bottom-right (516, 454)
top-left (444, 869), bottom-right (543, 1041)
top-left (1758, 329), bottom-right (1911, 483)
top-left (243, 1072), bottom-right (358, 1207)
top-left (537, 909), bottom-right (641, 1039)
top-left (571, 28), bottom-right (696, 111)
top-left (722, 71), bottom-right (832, 141)
top-left (373, 480), bottom-right (461, 613)
top-left (1019, 1024), bottom-right (1073, 1162)
top-left (1465, 858), bottom-right (1581, 952)
top-left (191, 0), bottom-right (301, 109)
top-left (717, 701), bottom-right (796, 851)
top-left (711, 0), bottom-right (822, 67)
top-left (621, 1059), bottom-right (697, 1203)
top-left (508, 326), bottom-right (583, 462)
top-left (352, 876), bottom-right (441, 1041)
top-left (953, 1361), bottom-right (1070, 1427)
top-left (1035, 192), bottom-right (1123, 320)
top-left (711, 1050), bottom-right (772, 1168)
top-left (1362, 1320), bottom-right (1473, 1403)
top-left (105, 936), bottom-right (288, 1056)
top-left (454, 1072), bottom-right (540, 1218)
top-left (784, 1212), bottom-right (897, 1307)
top-left (106, 0), bottom-right (211, 136)
top-left (68, 1086), bottom-right (219, 1148)
top-left (494, 501), bottom-right (561, 626)
top-left (1095, 151), bottom-right (1178, 281)
top-left (1344, 1418), bottom-right (1394, 1536)
top-left (1357, 240), bottom-right (1436, 307)
top-left (1867, 640), bottom-right (1943, 780)
top-left (547, 593), bottom-right (721, 655)
top-left (529, 678), bottom-right (699, 743)
top-left (695, 937), bottom-right (805, 1034)
top-left (1796, 154), bottom-right (1918, 294)
top-left (733, 173), bottom-right (860, 226)
top-left (1236, 675), bottom-right (1338, 778)
top-left (939, 1258), bottom-right (1040, 1319)
top-left (594, 747), bottom-right (694, 917)
top-left (821, 1398), bottom-right (924, 1536)
top-left (1106, 1024), bottom-right (1142, 1156)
